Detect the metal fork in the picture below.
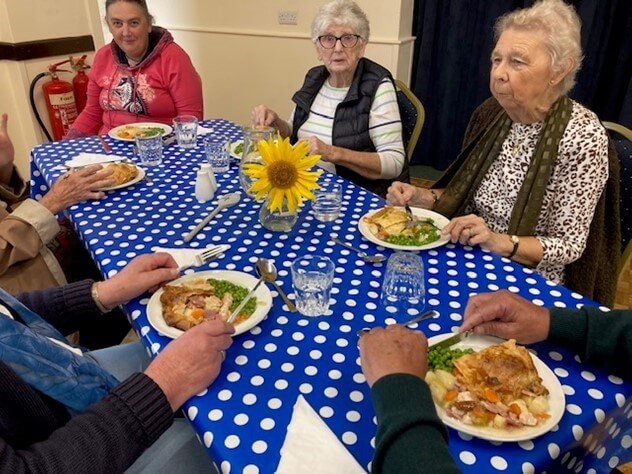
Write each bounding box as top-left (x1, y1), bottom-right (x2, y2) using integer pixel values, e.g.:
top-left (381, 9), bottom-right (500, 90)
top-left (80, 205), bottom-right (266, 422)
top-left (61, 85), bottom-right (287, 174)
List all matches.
top-left (194, 245), bottom-right (230, 266)
top-left (403, 204), bottom-right (441, 230)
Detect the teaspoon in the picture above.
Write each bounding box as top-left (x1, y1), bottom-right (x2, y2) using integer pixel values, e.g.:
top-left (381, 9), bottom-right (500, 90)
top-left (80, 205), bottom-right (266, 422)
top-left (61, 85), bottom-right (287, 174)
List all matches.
top-left (256, 258), bottom-right (298, 312)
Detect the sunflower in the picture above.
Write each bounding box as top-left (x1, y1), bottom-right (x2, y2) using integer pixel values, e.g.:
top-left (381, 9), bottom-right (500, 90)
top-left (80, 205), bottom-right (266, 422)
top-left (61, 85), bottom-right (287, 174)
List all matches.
top-left (243, 134), bottom-right (322, 213)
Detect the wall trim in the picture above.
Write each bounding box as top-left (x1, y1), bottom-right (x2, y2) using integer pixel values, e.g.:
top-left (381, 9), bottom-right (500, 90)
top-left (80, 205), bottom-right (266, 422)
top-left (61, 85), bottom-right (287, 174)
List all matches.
top-left (0, 36), bottom-right (95, 61)
top-left (167, 25), bottom-right (414, 45)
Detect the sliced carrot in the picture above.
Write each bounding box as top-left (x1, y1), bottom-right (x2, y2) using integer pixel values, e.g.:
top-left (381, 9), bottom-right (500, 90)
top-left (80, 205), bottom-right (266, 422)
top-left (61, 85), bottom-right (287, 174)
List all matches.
top-left (536, 412), bottom-right (551, 420)
top-left (444, 390), bottom-right (458, 402)
top-left (471, 406), bottom-right (490, 425)
top-left (190, 308), bottom-right (205, 320)
top-left (484, 388), bottom-right (500, 403)
top-left (509, 403), bottom-right (522, 416)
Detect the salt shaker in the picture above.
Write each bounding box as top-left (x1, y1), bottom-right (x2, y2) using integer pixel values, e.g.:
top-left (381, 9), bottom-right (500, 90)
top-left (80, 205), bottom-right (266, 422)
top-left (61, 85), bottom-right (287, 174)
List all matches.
top-left (195, 168), bottom-right (215, 202)
top-left (200, 163), bottom-right (217, 194)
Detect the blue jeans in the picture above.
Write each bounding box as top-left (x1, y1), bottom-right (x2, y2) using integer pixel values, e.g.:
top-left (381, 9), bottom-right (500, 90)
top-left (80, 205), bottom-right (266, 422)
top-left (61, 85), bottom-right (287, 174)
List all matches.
top-left (87, 342), bottom-right (218, 474)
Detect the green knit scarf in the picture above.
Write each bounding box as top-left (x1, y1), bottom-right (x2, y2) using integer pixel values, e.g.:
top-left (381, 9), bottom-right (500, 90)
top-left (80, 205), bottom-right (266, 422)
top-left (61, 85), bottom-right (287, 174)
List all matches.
top-left (435, 96), bottom-right (573, 236)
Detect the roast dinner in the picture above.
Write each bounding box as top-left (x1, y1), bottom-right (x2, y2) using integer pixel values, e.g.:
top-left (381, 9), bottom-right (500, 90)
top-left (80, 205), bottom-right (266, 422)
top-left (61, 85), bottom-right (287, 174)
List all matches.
top-left (115, 125), bottom-right (165, 140)
top-left (363, 207), bottom-right (441, 247)
top-left (160, 278), bottom-right (256, 331)
top-left (426, 340), bottom-right (551, 431)
top-left (106, 163), bottom-right (138, 186)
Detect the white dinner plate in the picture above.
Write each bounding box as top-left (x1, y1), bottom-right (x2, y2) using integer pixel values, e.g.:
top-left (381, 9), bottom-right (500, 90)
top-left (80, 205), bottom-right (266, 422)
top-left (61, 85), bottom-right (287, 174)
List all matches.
top-left (229, 140), bottom-right (244, 160)
top-left (108, 122), bottom-right (173, 142)
top-left (146, 270), bottom-right (273, 338)
top-left (427, 333), bottom-right (566, 442)
top-left (99, 165), bottom-right (145, 191)
top-left (358, 206), bottom-right (450, 251)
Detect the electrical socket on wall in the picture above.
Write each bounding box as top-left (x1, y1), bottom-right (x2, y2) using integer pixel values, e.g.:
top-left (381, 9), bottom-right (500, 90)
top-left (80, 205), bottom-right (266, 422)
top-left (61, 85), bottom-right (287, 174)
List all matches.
top-left (278, 10), bottom-right (298, 25)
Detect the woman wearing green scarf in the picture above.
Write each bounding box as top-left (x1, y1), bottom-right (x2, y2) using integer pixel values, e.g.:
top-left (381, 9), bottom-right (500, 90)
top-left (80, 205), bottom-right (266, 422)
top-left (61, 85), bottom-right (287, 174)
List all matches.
top-left (388, 0), bottom-right (619, 305)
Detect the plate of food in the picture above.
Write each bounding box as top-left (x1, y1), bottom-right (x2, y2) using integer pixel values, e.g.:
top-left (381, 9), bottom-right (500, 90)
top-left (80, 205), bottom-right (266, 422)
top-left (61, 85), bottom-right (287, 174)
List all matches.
top-left (425, 333), bottom-right (565, 442)
top-left (108, 122), bottom-right (173, 142)
top-left (99, 162), bottom-right (145, 190)
top-left (146, 270), bottom-right (273, 338)
top-left (229, 140), bottom-right (244, 160)
top-left (358, 206), bottom-right (450, 251)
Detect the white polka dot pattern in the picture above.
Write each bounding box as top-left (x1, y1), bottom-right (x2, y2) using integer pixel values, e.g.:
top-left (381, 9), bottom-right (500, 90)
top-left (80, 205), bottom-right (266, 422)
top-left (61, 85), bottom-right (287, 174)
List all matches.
top-left (30, 120), bottom-right (632, 473)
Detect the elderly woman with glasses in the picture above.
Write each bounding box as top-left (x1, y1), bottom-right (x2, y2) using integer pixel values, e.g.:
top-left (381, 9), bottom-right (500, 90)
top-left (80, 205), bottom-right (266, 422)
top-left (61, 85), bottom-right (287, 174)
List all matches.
top-left (388, 0), bottom-right (619, 305)
top-left (252, 0), bottom-right (407, 197)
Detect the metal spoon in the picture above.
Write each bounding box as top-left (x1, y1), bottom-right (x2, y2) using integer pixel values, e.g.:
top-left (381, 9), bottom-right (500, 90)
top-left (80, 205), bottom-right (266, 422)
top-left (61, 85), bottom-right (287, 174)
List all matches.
top-left (256, 259), bottom-right (297, 312)
top-left (330, 235), bottom-right (386, 263)
top-left (357, 309), bottom-right (439, 337)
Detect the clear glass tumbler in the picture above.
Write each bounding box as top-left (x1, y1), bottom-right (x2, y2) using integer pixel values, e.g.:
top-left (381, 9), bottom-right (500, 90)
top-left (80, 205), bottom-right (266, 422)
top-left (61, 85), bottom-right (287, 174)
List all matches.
top-left (380, 252), bottom-right (425, 317)
top-left (172, 115), bottom-right (199, 148)
top-left (291, 255), bottom-right (335, 317)
top-left (135, 134), bottom-right (163, 166)
top-left (312, 181), bottom-right (342, 222)
top-left (204, 136), bottom-right (230, 173)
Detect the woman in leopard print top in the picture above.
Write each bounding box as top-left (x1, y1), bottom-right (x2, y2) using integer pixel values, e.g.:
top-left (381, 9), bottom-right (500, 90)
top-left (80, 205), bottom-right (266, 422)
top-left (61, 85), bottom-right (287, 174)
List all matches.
top-left (387, 0), bottom-right (613, 289)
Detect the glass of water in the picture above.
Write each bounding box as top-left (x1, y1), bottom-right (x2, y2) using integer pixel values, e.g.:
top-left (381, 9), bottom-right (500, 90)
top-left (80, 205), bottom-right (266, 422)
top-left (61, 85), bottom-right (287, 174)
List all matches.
top-left (172, 115), bottom-right (198, 148)
top-left (135, 134), bottom-right (163, 166)
top-left (380, 252), bottom-right (425, 318)
top-left (291, 255), bottom-right (335, 317)
top-left (312, 181), bottom-right (342, 222)
top-left (204, 136), bottom-right (230, 173)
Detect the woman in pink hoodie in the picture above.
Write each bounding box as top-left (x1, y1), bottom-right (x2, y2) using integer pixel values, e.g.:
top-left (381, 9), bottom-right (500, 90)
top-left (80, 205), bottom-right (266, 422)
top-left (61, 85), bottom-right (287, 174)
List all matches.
top-left (67, 0), bottom-right (203, 138)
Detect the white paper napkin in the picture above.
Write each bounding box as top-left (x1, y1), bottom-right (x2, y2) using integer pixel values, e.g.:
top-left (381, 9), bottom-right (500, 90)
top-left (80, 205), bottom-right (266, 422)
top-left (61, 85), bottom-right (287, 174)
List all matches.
top-left (64, 153), bottom-right (127, 168)
top-left (277, 395), bottom-right (366, 474)
top-left (197, 125), bottom-right (214, 136)
top-left (152, 244), bottom-right (229, 270)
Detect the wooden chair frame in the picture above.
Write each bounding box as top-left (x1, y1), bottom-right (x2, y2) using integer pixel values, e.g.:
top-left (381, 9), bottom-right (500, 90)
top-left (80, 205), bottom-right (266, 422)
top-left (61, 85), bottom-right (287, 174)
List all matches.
top-left (395, 79), bottom-right (425, 161)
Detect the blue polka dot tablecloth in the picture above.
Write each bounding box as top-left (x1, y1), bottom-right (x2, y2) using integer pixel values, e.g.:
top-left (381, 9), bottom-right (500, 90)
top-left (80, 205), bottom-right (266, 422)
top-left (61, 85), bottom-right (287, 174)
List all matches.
top-left (31, 119), bottom-right (631, 474)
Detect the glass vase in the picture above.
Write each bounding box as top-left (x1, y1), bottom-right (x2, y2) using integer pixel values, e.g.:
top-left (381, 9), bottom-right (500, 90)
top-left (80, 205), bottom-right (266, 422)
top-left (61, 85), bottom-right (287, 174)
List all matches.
top-left (239, 125), bottom-right (275, 198)
top-left (258, 196), bottom-right (298, 232)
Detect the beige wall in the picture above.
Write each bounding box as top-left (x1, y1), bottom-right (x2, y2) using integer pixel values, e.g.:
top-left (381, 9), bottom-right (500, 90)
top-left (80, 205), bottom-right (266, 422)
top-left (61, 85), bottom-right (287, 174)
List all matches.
top-left (0, 0), bottom-right (104, 176)
top-left (110, 0), bottom-right (414, 128)
top-left (2, 0), bottom-right (413, 177)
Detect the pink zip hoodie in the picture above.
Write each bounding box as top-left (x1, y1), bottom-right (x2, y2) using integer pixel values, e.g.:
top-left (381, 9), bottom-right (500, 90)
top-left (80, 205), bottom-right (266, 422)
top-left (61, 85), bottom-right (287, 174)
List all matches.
top-left (67, 27), bottom-right (203, 138)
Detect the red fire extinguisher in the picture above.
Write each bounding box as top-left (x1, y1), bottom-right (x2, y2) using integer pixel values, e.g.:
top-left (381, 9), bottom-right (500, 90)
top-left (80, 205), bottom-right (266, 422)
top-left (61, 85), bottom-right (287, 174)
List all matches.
top-left (41, 60), bottom-right (78, 141)
top-left (70, 55), bottom-right (90, 114)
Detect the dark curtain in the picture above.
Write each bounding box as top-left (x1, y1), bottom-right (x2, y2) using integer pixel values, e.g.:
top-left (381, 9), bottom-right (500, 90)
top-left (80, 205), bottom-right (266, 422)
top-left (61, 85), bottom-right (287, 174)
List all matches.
top-left (410, 0), bottom-right (632, 170)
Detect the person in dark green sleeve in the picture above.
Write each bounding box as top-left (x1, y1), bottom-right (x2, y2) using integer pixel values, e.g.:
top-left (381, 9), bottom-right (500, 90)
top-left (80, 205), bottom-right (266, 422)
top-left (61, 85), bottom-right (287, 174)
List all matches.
top-left (358, 324), bottom-right (460, 473)
top-left (359, 290), bottom-right (631, 473)
top-left (460, 290), bottom-right (632, 379)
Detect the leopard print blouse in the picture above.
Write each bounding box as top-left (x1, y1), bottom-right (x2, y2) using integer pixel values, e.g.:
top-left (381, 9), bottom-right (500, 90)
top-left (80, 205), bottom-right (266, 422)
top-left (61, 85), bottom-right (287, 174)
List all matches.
top-left (466, 100), bottom-right (609, 284)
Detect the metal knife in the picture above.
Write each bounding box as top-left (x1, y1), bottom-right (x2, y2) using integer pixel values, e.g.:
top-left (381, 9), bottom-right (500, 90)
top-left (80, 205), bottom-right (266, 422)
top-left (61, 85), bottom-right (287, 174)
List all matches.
top-left (227, 277), bottom-right (264, 324)
top-left (428, 331), bottom-right (470, 351)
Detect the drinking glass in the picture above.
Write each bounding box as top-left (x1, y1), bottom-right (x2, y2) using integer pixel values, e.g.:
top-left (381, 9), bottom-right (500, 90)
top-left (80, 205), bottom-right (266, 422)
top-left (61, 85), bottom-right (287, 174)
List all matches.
top-left (291, 255), bottom-right (335, 317)
top-left (135, 134), bottom-right (163, 166)
top-left (238, 125), bottom-right (274, 197)
top-left (204, 136), bottom-right (230, 173)
top-left (172, 115), bottom-right (198, 148)
top-left (380, 252), bottom-right (425, 317)
top-left (312, 181), bottom-right (342, 222)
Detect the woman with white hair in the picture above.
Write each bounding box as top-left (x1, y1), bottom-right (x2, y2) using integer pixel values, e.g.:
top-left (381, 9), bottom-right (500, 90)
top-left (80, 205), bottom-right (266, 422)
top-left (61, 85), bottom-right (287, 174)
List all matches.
top-left (388, 0), bottom-right (619, 304)
top-left (252, 0), bottom-right (406, 197)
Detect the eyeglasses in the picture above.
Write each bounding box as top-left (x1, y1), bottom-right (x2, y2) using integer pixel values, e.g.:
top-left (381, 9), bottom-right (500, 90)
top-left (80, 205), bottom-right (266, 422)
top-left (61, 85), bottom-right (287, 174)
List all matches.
top-left (317, 34), bottom-right (362, 49)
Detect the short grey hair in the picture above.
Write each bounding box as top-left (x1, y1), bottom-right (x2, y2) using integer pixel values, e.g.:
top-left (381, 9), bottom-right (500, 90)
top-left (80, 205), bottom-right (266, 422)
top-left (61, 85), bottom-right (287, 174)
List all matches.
top-left (494, 0), bottom-right (582, 94)
top-left (311, 0), bottom-right (370, 43)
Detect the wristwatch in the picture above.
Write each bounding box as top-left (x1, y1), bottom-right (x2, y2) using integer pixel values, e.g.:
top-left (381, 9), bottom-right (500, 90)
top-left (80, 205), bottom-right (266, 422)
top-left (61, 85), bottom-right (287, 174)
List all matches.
top-left (508, 235), bottom-right (520, 259)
